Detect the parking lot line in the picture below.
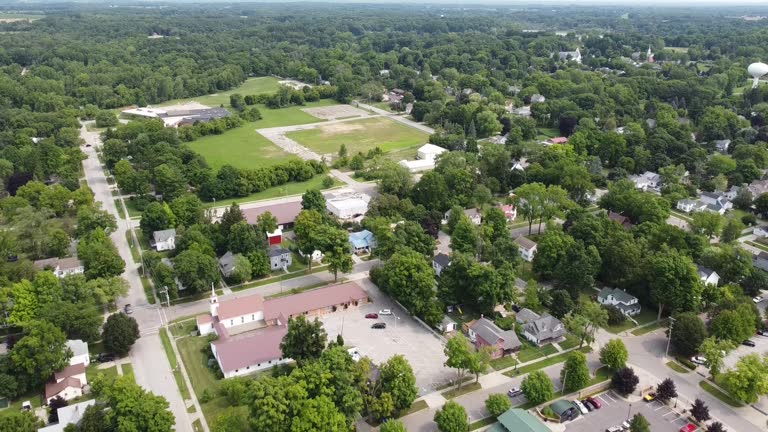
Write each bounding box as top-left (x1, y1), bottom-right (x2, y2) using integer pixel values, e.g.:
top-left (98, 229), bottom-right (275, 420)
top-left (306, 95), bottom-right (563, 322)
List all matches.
top-left (597, 396), bottom-right (611, 406)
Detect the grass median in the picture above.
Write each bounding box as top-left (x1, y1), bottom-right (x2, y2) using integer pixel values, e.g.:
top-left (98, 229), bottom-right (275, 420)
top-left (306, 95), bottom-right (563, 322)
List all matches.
top-left (699, 380), bottom-right (743, 407)
top-left (503, 347), bottom-right (592, 378)
top-left (159, 328), bottom-right (191, 400)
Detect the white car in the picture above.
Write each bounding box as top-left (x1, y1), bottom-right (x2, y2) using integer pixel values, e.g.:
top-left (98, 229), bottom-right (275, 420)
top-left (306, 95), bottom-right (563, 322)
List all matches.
top-left (507, 387), bottom-right (523, 397)
top-left (691, 356), bottom-right (707, 366)
top-left (379, 309), bottom-right (392, 315)
top-left (754, 296), bottom-right (763, 303)
top-left (573, 399), bottom-right (588, 415)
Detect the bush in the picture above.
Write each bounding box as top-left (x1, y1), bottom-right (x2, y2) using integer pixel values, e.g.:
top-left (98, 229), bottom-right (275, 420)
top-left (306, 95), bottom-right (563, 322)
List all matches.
top-left (494, 315), bottom-right (516, 331)
top-left (603, 305), bottom-right (626, 326)
top-left (200, 389), bottom-right (214, 403)
top-left (742, 213), bottom-right (757, 226)
top-left (676, 356), bottom-right (697, 370)
top-left (485, 393), bottom-right (511, 417)
top-left (541, 406), bottom-right (558, 420)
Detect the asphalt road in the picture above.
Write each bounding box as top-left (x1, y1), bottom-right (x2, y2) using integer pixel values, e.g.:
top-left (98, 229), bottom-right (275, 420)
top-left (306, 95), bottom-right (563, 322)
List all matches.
top-left (79, 123), bottom-right (197, 431)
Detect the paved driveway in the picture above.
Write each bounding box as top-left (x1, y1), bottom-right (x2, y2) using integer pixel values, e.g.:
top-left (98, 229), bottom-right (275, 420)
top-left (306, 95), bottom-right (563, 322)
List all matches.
top-left (320, 278), bottom-right (452, 395)
top-left (565, 392), bottom-right (690, 432)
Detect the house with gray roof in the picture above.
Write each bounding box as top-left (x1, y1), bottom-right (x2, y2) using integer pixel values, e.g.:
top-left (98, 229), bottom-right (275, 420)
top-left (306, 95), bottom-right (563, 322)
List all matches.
top-left (218, 251), bottom-right (237, 277)
top-left (433, 253), bottom-right (451, 276)
top-left (268, 247), bottom-right (292, 271)
top-left (697, 265), bottom-right (720, 286)
top-left (514, 236), bottom-right (537, 262)
top-left (597, 287), bottom-right (641, 316)
top-left (522, 313), bottom-right (566, 346)
top-left (515, 308), bottom-right (541, 324)
top-left (151, 228), bottom-right (176, 251)
top-left (468, 317), bottom-right (521, 359)
top-left (753, 251), bottom-right (768, 272)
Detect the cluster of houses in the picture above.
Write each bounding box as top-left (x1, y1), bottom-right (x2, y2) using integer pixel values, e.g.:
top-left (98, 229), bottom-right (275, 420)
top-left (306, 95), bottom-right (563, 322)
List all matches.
top-left (121, 106), bottom-right (231, 128)
top-left (44, 340), bottom-right (91, 406)
top-left (33, 257), bottom-right (84, 279)
top-left (196, 282), bottom-right (369, 378)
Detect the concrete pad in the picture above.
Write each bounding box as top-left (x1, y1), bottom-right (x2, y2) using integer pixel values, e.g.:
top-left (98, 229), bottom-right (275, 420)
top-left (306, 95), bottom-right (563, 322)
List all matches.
top-left (422, 393), bottom-right (447, 408)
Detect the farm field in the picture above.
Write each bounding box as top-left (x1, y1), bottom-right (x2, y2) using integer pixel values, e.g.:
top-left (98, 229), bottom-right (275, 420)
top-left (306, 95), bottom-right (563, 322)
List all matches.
top-left (286, 117), bottom-right (429, 156)
top-left (159, 76), bottom-right (281, 107)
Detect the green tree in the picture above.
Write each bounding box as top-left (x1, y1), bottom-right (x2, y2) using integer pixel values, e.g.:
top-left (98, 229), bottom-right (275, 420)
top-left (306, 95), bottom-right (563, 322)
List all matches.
top-left (302, 189), bottom-right (326, 213)
top-left (78, 229), bottom-right (125, 279)
top-left (91, 375), bottom-right (174, 431)
top-left (690, 212), bottom-right (725, 239)
top-left (102, 312), bottom-right (140, 356)
top-left (549, 290), bottom-right (575, 319)
top-left (709, 304), bottom-right (757, 343)
top-left (379, 420), bottom-right (407, 432)
top-left (380, 354), bottom-right (418, 414)
top-left (434, 400), bottom-right (469, 432)
top-left (515, 183), bottom-right (546, 235)
top-left (600, 339), bottom-right (629, 370)
top-left (248, 250), bottom-right (271, 278)
top-left (485, 393), bottom-right (512, 417)
top-left (256, 211), bottom-right (278, 234)
top-left (450, 215), bottom-right (478, 255)
top-left (690, 398), bottom-right (710, 423)
top-left (11, 321), bottom-right (71, 388)
top-left (376, 249), bottom-right (436, 317)
top-left (647, 249), bottom-right (703, 318)
top-left (279, 315), bottom-right (327, 364)
top-left (228, 254), bottom-right (252, 284)
top-left (720, 218), bottom-right (745, 244)
top-left (723, 353), bottom-right (768, 403)
top-left (655, 378), bottom-right (677, 403)
top-left (523, 280), bottom-right (542, 313)
top-left (629, 413), bottom-right (651, 432)
top-left (39, 301), bottom-right (103, 342)
top-left (0, 411), bottom-right (43, 432)
top-left (755, 193), bottom-right (768, 218)
top-left (227, 221), bottom-right (262, 255)
top-left (612, 367), bottom-right (639, 395)
top-left (699, 337), bottom-right (736, 376)
top-left (173, 249), bottom-right (220, 293)
top-left (521, 370), bottom-right (554, 405)
top-left (169, 194), bottom-right (204, 228)
top-left (561, 351), bottom-right (590, 392)
top-left (669, 312), bottom-right (707, 357)
top-left (444, 334), bottom-right (474, 390)
top-left (76, 205), bottom-right (117, 237)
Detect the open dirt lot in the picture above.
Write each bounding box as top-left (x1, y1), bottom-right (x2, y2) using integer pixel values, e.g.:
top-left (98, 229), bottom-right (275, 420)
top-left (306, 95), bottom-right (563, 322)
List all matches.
top-left (319, 278), bottom-right (452, 395)
top-left (301, 104), bottom-right (369, 120)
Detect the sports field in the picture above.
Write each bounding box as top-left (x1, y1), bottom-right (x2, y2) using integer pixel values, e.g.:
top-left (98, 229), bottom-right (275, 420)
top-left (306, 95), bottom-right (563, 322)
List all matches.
top-left (159, 76), bottom-right (281, 107)
top-left (285, 117), bottom-right (429, 156)
top-left (255, 99), bottom-right (337, 129)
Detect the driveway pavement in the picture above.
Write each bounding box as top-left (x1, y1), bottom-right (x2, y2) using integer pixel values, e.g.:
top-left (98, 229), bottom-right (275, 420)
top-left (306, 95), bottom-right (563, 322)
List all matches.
top-left (80, 122), bottom-right (197, 431)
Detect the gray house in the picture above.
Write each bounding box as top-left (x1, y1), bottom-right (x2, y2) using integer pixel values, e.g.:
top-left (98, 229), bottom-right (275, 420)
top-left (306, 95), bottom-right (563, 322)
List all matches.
top-left (218, 252), bottom-right (236, 277)
top-left (468, 317), bottom-right (521, 359)
top-left (597, 287), bottom-right (641, 316)
top-left (433, 253), bottom-right (451, 276)
top-left (517, 309), bottom-right (566, 345)
top-left (268, 247), bottom-right (292, 271)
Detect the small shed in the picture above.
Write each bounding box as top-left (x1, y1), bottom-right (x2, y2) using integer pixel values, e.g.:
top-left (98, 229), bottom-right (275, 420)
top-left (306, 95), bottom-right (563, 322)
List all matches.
top-left (437, 316), bottom-right (458, 334)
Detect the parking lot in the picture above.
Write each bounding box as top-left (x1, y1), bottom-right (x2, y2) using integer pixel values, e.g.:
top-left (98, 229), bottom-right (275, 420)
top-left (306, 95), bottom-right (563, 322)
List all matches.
top-left (722, 325), bottom-right (768, 370)
top-left (319, 279), bottom-right (453, 395)
top-left (565, 391), bottom-right (694, 432)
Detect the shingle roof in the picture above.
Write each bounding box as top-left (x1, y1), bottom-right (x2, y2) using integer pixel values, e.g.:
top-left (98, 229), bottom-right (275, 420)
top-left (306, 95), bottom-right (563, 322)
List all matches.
top-left (33, 257), bottom-right (83, 271)
top-left (470, 318), bottom-right (521, 351)
top-left (267, 247), bottom-right (290, 258)
top-left (524, 314), bottom-right (566, 341)
top-left (433, 253), bottom-right (451, 268)
top-left (697, 264), bottom-right (715, 279)
top-left (242, 201), bottom-right (303, 226)
top-left (514, 236), bottom-right (537, 250)
top-left (263, 282), bottom-right (368, 321)
top-left (219, 251), bottom-right (236, 274)
top-left (515, 308), bottom-right (541, 324)
top-left (45, 376), bottom-right (83, 399)
top-left (65, 340), bottom-right (89, 358)
top-left (349, 230), bottom-right (375, 249)
top-left (597, 287), bottom-right (637, 305)
top-left (152, 228), bottom-right (176, 243)
top-left (217, 294), bottom-right (264, 321)
top-left (495, 408), bottom-right (550, 432)
top-left (54, 363), bottom-right (85, 382)
top-left (212, 324), bottom-right (288, 373)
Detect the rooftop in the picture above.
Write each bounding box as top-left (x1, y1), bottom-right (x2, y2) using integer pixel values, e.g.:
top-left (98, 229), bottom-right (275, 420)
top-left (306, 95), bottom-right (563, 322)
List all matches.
top-left (242, 201), bottom-right (303, 226)
top-left (54, 363), bottom-right (85, 382)
top-left (152, 228), bottom-right (176, 243)
top-left (217, 294), bottom-right (265, 321)
top-left (33, 257), bottom-right (83, 271)
top-left (490, 408), bottom-right (550, 432)
top-left (470, 317), bottom-right (521, 350)
top-left (597, 287), bottom-right (637, 304)
top-left (514, 236), bottom-right (537, 250)
top-left (39, 400), bottom-right (97, 432)
top-left (267, 247), bottom-right (291, 258)
top-left (45, 376), bottom-right (83, 399)
top-left (263, 282), bottom-right (368, 321)
top-left (433, 253), bottom-right (451, 267)
top-left (65, 340), bottom-right (89, 358)
top-left (212, 324), bottom-right (288, 373)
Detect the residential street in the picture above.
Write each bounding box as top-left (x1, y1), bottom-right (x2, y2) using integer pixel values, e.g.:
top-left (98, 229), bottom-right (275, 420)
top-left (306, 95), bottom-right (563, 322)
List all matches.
top-left (79, 123), bottom-right (196, 432)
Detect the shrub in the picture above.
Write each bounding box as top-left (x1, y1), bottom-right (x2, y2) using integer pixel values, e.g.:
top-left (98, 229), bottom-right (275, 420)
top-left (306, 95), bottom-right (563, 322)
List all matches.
top-left (604, 305), bottom-right (626, 326)
top-left (485, 393), bottom-right (511, 417)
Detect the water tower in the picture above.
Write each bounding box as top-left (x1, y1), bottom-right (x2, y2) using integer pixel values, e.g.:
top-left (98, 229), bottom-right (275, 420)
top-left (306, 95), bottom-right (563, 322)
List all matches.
top-left (748, 62), bottom-right (768, 88)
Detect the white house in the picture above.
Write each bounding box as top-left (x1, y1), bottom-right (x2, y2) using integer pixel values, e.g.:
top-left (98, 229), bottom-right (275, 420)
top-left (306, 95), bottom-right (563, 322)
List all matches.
top-left (39, 400), bottom-right (97, 432)
top-left (268, 247), bottom-right (292, 270)
top-left (629, 171), bottom-right (661, 191)
top-left (437, 315), bottom-right (458, 334)
top-left (498, 204), bottom-right (517, 222)
top-left (443, 208), bottom-right (482, 226)
top-left (65, 340), bottom-right (90, 367)
top-left (597, 287), bottom-right (641, 316)
top-left (677, 199), bottom-right (704, 213)
top-left (514, 237), bottom-right (537, 262)
top-left (714, 139), bottom-right (731, 153)
top-left (697, 265), bottom-right (720, 286)
top-left (326, 192), bottom-right (370, 219)
top-left (417, 143), bottom-right (448, 161)
top-left (558, 48), bottom-right (582, 63)
top-left (33, 257), bottom-right (84, 279)
top-left (151, 228), bottom-right (176, 251)
top-left (45, 363), bottom-right (87, 404)
top-left (754, 226), bottom-right (768, 238)
top-left (433, 253), bottom-right (451, 277)
top-left (676, 191), bottom-right (733, 215)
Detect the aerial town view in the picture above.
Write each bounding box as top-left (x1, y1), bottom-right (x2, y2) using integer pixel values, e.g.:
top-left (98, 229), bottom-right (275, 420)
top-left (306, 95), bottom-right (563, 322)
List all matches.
top-left (2, 1), bottom-right (768, 431)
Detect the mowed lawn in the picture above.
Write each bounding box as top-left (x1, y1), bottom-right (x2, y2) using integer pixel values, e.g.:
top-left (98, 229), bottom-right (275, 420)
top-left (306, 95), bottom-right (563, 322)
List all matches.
top-left (159, 76), bottom-right (281, 107)
top-left (286, 117), bottom-right (429, 155)
top-left (255, 99), bottom-right (337, 129)
top-left (188, 125), bottom-right (297, 170)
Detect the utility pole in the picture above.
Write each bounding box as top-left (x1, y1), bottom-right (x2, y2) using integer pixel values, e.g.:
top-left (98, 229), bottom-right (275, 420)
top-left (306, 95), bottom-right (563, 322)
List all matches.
top-left (665, 317), bottom-right (676, 359)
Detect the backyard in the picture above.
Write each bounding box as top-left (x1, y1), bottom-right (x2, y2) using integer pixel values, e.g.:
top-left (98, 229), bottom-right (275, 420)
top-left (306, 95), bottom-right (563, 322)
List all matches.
top-left (285, 117), bottom-right (429, 156)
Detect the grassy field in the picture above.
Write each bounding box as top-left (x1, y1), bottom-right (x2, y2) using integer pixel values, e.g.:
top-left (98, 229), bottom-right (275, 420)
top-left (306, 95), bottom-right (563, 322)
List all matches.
top-left (558, 334), bottom-right (581, 351)
top-left (202, 175), bottom-right (341, 208)
top-left (188, 125), bottom-right (297, 170)
top-left (253, 99), bottom-right (337, 128)
top-left (286, 117), bottom-right (429, 156)
top-left (160, 328), bottom-right (192, 400)
top-left (606, 309), bottom-right (657, 334)
top-left (0, 13), bottom-right (44, 20)
top-left (122, 363), bottom-right (135, 382)
top-left (177, 335), bottom-right (233, 423)
top-left (159, 77), bottom-right (281, 108)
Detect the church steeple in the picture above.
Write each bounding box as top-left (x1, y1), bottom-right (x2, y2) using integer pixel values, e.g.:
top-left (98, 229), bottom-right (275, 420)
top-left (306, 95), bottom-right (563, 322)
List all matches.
top-left (209, 284), bottom-right (219, 317)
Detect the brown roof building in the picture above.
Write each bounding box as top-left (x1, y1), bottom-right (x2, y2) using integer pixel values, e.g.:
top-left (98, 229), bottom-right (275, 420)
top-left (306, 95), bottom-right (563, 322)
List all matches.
top-left (242, 201), bottom-right (303, 228)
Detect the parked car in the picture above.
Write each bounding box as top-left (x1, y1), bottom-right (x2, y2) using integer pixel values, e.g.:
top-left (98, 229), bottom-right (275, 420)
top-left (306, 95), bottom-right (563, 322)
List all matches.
top-left (507, 387), bottom-right (523, 397)
top-left (123, 304), bottom-right (133, 314)
top-left (605, 427), bottom-right (622, 432)
top-left (97, 353), bottom-right (115, 363)
top-left (573, 400), bottom-right (588, 415)
top-left (621, 421), bottom-right (631, 430)
top-left (85, 144), bottom-right (92, 148)
top-left (511, 304), bottom-right (522, 312)
top-left (690, 356), bottom-right (707, 365)
top-left (758, 329), bottom-right (768, 336)
top-left (680, 424), bottom-right (697, 432)
top-left (371, 322), bottom-right (387, 329)
top-left (582, 400), bottom-right (594, 411)
top-left (378, 309), bottom-right (392, 315)
top-left (754, 296), bottom-right (763, 303)
top-left (586, 396), bottom-right (602, 409)
top-left (365, 313), bottom-right (379, 319)
top-left (643, 392), bottom-right (656, 401)
top-left (743, 339), bottom-right (756, 347)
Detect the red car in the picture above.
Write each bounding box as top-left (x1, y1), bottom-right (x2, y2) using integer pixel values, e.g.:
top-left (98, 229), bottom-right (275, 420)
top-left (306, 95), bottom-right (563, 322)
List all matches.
top-left (680, 424), bottom-right (697, 432)
top-left (586, 396), bottom-right (601, 409)
top-left (365, 313), bottom-right (379, 319)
